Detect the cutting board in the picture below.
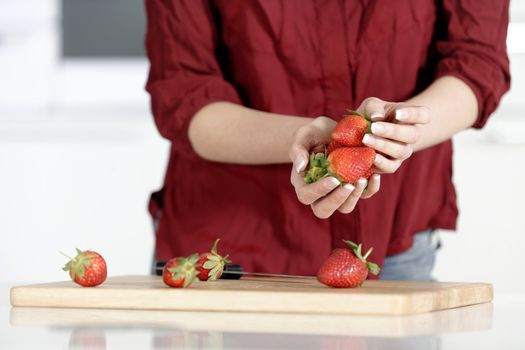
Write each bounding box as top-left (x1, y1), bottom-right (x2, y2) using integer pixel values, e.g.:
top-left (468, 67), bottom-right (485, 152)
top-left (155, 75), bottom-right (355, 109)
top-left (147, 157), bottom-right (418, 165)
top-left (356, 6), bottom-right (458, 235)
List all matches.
top-left (10, 275), bottom-right (493, 316)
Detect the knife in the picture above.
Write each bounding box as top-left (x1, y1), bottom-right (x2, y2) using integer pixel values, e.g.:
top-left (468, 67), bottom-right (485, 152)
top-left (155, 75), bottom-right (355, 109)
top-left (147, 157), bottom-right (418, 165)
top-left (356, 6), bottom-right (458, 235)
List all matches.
top-left (154, 261), bottom-right (315, 279)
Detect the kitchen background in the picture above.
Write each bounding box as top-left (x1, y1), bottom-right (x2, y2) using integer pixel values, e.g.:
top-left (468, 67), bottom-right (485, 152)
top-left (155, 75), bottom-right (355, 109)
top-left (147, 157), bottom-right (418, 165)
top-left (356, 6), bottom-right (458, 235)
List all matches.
top-left (0, 0), bottom-right (524, 293)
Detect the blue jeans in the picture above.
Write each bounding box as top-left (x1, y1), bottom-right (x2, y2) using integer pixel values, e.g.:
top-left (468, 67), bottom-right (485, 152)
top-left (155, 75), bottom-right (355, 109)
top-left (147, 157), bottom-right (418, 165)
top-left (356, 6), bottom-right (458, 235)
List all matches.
top-left (380, 229), bottom-right (440, 281)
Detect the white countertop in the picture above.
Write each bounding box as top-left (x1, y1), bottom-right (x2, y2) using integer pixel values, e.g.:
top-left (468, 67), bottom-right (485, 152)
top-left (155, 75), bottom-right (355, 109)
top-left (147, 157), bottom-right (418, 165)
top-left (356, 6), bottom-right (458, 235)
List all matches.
top-left (2, 285), bottom-right (524, 350)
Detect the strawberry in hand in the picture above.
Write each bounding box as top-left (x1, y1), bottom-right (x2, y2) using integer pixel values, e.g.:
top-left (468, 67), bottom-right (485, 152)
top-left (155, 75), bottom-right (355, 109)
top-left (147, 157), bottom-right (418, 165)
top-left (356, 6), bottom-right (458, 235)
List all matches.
top-left (304, 147), bottom-right (375, 185)
top-left (326, 140), bottom-right (343, 155)
top-left (331, 110), bottom-right (373, 147)
top-left (62, 248), bottom-right (107, 287)
top-left (197, 239), bottom-right (232, 281)
top-left (162, 254), bottom-right (200, 288)
top-left (317, 240), bottom-right (380, 288)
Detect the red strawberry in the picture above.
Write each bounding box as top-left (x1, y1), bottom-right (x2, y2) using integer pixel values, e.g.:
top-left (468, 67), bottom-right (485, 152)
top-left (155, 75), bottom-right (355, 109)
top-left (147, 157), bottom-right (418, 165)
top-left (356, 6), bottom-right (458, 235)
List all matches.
top-left (304, 147), bottom-right (375, 185)
top-left (317, 240), bottom-right (380, 288)
top-left (162, 254), bottom-right (200, 288)
top-left (62, 248), bottom-right (107, 287)
top-left (326, 140), bottom-right (343, 155)
top-left (332, 110), bottom-right (372, 147)
top-left (363, 166), bottom-right (375, 180)
top-left (196, 239), bottom-right (232, 281)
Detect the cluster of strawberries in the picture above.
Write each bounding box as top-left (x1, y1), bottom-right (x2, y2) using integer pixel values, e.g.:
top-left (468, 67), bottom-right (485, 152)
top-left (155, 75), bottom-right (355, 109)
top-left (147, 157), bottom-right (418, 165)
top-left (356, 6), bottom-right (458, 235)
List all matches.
top-left (62, 238), bottom-right (379, 289)
top-left (61, 239), bottom-right (230, 289)
top-left (161, 239), bottom-right (231, 288)
top-left (304, 110), bottom-right (376, 186)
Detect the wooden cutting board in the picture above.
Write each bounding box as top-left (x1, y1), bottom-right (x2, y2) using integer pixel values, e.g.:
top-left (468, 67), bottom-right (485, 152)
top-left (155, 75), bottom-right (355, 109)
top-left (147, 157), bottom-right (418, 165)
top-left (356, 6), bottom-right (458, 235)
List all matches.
top-left (10, 275), bottom-right (493, 316)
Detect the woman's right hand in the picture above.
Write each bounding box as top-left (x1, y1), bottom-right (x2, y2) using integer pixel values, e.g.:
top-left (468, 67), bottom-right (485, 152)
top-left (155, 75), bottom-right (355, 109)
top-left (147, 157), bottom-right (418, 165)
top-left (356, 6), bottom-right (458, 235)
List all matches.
top-left (288, 116), bottom-right (381, 219)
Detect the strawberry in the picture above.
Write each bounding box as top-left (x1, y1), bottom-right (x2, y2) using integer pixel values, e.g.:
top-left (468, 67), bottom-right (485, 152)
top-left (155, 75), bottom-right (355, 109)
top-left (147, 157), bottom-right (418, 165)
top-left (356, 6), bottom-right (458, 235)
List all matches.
top-left (304, 147), bottom-right (375, 185)
top-left (196, 239), bottom-right (232, 281)
top-left (331, 110), bottom-right (372, 147)
top-left (62, 248), bottom-right (107, 287)
top-left (326, 140), bottom-right (343, 155)
top-left (317, 240), bottom-right (380, 288)
top-left (162, 254), bottom-right (200, 288)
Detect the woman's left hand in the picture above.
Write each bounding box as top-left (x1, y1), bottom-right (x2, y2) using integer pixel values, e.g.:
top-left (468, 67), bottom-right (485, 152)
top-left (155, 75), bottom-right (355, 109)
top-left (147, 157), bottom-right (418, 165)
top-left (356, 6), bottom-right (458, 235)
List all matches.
top-left (356, 97), bottom-right (432, 174)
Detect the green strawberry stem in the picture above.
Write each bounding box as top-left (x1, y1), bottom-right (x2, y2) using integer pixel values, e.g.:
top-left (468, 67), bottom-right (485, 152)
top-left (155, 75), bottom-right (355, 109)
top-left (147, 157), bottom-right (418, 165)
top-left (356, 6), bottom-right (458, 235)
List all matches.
top-left (60, 251), bottom-right (73, 260)
top-left (168, 253), bottom-right (200, 288)
top-left (342, 240), bottom-right (380, 276)
top-left (61, 248), bottom-right (97, 281)
top-left (304, 153), bottom-right (340, 184)
top-left (204, 238), bottom-right (232, 281)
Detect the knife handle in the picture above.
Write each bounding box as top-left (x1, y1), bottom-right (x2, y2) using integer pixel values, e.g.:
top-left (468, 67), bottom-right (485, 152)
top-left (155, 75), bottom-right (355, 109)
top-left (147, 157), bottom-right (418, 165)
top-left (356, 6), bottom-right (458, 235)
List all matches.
top-left (154, 261), bottom-right (243, 280)
top-left (221, 263), bottom-right (243, 279)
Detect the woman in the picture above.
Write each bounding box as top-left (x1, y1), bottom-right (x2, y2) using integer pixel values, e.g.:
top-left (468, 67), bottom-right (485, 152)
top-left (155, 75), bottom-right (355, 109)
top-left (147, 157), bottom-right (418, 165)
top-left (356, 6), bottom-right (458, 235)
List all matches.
top-left (145, 0), bottom-right (510, 280)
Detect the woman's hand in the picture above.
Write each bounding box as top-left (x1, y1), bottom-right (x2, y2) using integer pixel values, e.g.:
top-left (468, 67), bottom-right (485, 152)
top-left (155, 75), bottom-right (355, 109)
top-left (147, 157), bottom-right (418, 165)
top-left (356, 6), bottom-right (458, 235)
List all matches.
top-left (289, 116), bottom-right (381, 219)
top-left (357, 97), bottom-right (432, 173)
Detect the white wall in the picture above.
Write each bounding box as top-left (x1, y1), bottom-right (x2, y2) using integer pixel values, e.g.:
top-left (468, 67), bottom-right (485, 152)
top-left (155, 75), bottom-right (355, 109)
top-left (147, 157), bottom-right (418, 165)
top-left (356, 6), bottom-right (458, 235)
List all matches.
top-left (0, 0), bottom-right (59, 116)
top-left (0, 60), bottom-right (170, 284)
top-left (0, 1), bottom-right (524, 294)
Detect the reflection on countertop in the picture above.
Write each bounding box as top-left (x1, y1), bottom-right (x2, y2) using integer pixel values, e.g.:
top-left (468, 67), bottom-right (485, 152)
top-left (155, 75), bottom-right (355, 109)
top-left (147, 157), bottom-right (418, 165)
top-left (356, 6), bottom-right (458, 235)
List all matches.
top-left (9, 302), bottom-right (493, 338)
top-left (6, 302), bottom-right (492, 350)
top-left (3, 286), bottom-right (525, 350)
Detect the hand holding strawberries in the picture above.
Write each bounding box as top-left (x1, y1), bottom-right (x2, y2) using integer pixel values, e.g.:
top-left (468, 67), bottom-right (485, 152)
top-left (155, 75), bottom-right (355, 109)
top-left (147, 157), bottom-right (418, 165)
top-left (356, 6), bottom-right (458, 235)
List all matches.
top-left (289, 117), bottom-right (381, 219)
top-left (357, 97), bottom-right (431, 174)
top-left (289, 98), bottom-right (431, 219)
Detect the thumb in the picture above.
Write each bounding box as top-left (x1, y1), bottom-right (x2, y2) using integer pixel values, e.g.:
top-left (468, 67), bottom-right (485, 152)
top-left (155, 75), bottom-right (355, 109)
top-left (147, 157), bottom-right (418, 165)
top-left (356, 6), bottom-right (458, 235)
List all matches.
top-left (358, 97), bottom-right (388, 121)
top-left (289, 143), bottom-right (310, 174)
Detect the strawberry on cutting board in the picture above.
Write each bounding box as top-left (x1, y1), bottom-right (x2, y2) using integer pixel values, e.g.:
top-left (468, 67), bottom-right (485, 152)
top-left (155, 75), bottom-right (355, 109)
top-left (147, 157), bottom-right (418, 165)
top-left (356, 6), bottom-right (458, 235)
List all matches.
top-left (304, 147), bottom-right (376, 185)
top-left (62, 248), bottom-right (107, 287)
top-left (331, 110), bottom-right (372, 147)
top-left (162, 254), bottom-right (200, 288)
top-left (317, 240), bottom-right (380, 288)
top-left (197, 238), bottom-right (232, 281)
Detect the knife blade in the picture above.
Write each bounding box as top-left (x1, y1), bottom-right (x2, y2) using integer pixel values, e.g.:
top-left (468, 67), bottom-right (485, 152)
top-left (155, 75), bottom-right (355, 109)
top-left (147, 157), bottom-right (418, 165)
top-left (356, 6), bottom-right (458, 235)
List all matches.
top-left (154, 262), bottom-right (315, 279)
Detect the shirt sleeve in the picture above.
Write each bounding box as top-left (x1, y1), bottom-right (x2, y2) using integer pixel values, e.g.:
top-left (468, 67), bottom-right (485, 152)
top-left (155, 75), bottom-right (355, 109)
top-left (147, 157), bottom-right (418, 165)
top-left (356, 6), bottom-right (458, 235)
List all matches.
top-left (145, 0), bottom-right (242, 156)
top-left (434, 0), bottom-right (511, 128)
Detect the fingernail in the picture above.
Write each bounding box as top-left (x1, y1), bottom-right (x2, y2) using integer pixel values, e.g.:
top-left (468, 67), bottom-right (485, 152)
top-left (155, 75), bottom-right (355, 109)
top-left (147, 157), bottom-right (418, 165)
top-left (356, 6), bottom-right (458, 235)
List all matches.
top-left (327, 177), bottom-right (340, 187)
top-left (358, 178), bottom-right (368, 187)
top-left (374, 154), bottom-right (382, 164)
top-left (395, 109), bottom-right (408, 121)
top-left (343, 183), bottom-right (355, 191)
top-left (371, 123), bottom-right (384, 135)
top-left (373, 174), bottom-right (381, 182)
top-left (362, 134), bottom-right (375, 145)
top-left (370, 112), bottom-right (384, 121)
top-left (294, 158), bottom-right (306, 173)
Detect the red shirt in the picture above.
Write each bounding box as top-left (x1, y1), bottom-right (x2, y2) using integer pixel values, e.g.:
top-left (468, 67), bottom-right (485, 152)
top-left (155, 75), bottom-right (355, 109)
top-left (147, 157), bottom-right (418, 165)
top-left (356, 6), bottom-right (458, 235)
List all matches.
top-left (145, 0), bottom-right (510, 276)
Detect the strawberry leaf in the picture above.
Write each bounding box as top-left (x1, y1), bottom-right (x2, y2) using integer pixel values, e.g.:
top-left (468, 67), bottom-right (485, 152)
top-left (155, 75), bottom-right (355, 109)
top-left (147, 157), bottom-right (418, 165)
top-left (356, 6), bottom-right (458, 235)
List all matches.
top-left (342, 240), bottom-right (358, 250)
top-left (363, 247), bottom-right (373, 260)
top-left (367, 262), bottom-right (380, 275)
top-left (210, 239), bottom-right (220, 255)
top-left (203, 261), bottom-right (218, 269)
top-left (182, 274), bottom-right (191, 288)
top-left (363, 109), bottom-right (371, 121)
top-left (346, 109), bottom-right (361, 116)
top-left (356, 244), bottom-right (363, 260)
top-left (208, 265), bottom-right (223, 281)
top-left (207, 255), bottom-right (221, 262)
top-left (187, 253), bottom-right (200, 265)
